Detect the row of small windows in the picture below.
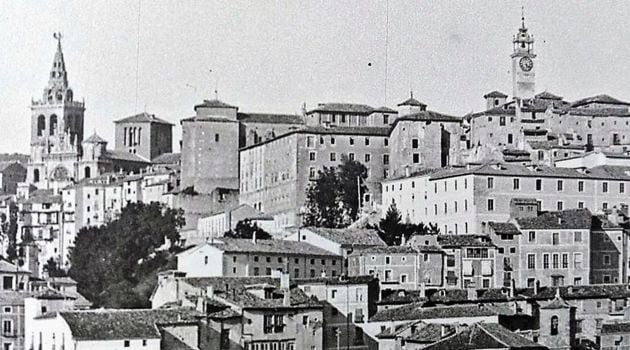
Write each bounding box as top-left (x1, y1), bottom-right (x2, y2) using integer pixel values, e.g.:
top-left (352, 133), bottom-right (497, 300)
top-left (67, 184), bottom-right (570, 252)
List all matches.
top-left (306, 135), bottom-right (387, 148)
top-left (526, 252), bottom-right (583, 270)
top-left (487, 177), bottom-right (626, 194)
top-left (309, 151), bottom-right (384, 164)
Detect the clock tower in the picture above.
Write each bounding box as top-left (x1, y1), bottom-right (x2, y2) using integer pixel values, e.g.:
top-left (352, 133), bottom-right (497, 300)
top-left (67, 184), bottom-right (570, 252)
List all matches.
top-left (511, 13), bottom-right (536, 101)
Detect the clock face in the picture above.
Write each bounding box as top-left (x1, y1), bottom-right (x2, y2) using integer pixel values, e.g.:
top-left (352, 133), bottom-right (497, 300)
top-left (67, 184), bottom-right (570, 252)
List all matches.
top-left (519, 56), bottom-right (533, 72)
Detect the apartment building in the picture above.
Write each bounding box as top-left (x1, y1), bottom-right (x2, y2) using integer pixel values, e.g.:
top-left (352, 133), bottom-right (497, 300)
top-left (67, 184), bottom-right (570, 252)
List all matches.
top-left (176, 238), bottom-right (343, 279)
top-left (382, 162), bottom-right (630, 235)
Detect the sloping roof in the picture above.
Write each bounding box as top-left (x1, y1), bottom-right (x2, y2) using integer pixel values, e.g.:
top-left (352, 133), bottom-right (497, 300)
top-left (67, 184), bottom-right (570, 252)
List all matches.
top-left (373, 106), bottom-right (397, 113)
top-left (601, 322), bottom-right (630, 334)
top-left (60, 308), bottom-right (202, 341)
top-left (531, 284), bottom-right (630, 300)
top-left (21, 189), bottom-right (62, 204)
top-left (540, 292), bottom-right (571, 309)
top-left (194, 99), bottom-right (238, 111)
top-left (397, 96), bottom-right (427, 107)
top-left (306, 103), bottom-right (374, 115)
top-left (488, 222), bottom-right (521, 235)
top-left (393, 110), bottom-right (462, 125)
top-left (114, 112), bottom-right (173, 125)
top-left (527, 140), bottom-right (584, 150)
top-left (571, 94), bottom-right (630, 107)
top-left (352, 246), bottom-right (417, 254)
top-left (237, 112), bottom-right (304, 125)
top-left (292, 275), bottom-right (376, 286)
top-left (151, 152), bottom-right (180, 164)
top-left (83, 133), bottom-right (107, 144)
top-left (515, 209), bottom-right (592, 230)
top-left (303, 227), bottom-right (386, 247)
top-left (370, 303), bottom-right (506, 322)
top-left (105, 150), bottom-right (150, 164)
top-left (211, 238), bottom-right (340, 257)
top-left (0, 290), bottom-right (32, 305)
top-left (535, 91), bottom-right (563, 100)
top-left (484, 91), bottom-right (508, 99)
top-left (0, 259), bottom-right (30, 273)
top-left (423, 323), bottom-right (546, 350)
top-left (438, 235), bottom-right (495, 248)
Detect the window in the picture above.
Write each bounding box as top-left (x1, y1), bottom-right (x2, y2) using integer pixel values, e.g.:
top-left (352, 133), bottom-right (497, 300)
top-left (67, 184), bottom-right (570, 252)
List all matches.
top-left (384, 138), bottom-right (389, 146)
top-left (578, 201), bottom-right (584, 209)
top-left (383, 115), bottom-right (389, 124)
top-left (2, 320), bottom-right (11, 334)
top-left (513, 178), bottom-right (520, 190)
top-left (500, 116), bottom-right (506, 126)
top-left (412, 138), bottom-right (419, 148)
top-left (552, 254), bottom-right (559, 269)
top-left (562, 253), bottom-right (568, 269)
top-left (487, 177), bottom-right (494, 189)
top-left (621, 183), bottom-right (626, 194)
top-left (330, 152), bottom-right (336, 161)
top-left (487, 199), bottom-right (494, 211)
top-left (124, 341), bottom-right (130, 347)
top-left (215, 133), bottom-right (220, 142)
top-left (2, 276), bottom-right (12, 290)
top-left (527, 254), bottom-right (536, 269)
top-left (603, 182), bottom-right (609, 193)
top-left (557, 201), bottom-right (563, 211)
top-left (552, 232), bottom-right (560, 245)
top-left (604, 255), bottom-right (611, 265)
top-left (574, 277), bottom-right (582, 286)
top-left (330, 137), bottom-right (335, 145)
top-left (447, 255), bottom-right (455, 267)
top-left (348, 153), bottom-right (355, 161)
top-left (578, 181), bottom-right (584, 192)
top-left (364, 154), bottom-right (371, 162)
top-left (528, 231), bottom-right (536, 242)
top-left (550, 316), bottom-right (559, 335)
top-left (507, 134), bottom-right (513, 144)
top-left (309, 152), bottom-right (316, 161)
top-left (400, 274), bottom-right (408, 283)
top-left (557, 180), bottom-right (563, 192)
top-left (365, 137), bottom-right (370, 146)
top-left (385, 256), bottom-right (391, 264)
top-left (309, 167), bottom-right (316, 179)
top-left (383, 154), bottom-right (389, 165)
top-left (535, 179), bottom-right (542, 191)
top-left (412, 153), bottom-right (420, 164)
top-left (543, 254), bottom-right (549, 269)
top-left (574, 231), bottom-right (582, 242)
top-left (384, 270), bottom-right (392, 281)
top-left (574, 253), bottom-right (583, 269)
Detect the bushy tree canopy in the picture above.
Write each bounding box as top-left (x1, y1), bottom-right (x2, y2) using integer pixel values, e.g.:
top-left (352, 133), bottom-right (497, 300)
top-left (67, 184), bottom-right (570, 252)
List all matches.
top-left (224, 219), bottom-right (272, 240)
top-left (303, 156), bottom-right (368, 228)
top-left (375, 202), bottom-right (440, 245)
top-left (69, 202), bottom-right (184, 308)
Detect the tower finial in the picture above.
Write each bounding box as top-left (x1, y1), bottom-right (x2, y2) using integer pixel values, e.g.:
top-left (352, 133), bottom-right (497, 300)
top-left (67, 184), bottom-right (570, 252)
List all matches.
top-left (521, 6), bottom-right (525, 29)
top-left (53, 32), bottom-right (63, 47)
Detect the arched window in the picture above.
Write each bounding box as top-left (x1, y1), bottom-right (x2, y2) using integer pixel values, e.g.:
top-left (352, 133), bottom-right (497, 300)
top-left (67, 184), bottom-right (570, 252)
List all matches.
top-left (84, 166), bottom-right (91, 179)
top-left (33, 169), bottom-right (40, 182)
top-left (37, 115), bottom-right (46, 136)
top-left (550, 315), bottom-right (559, 335)
top-left (66, 89), bottom-right (73, 102)
top-left (50, 115), bottom-right (58, 136)
top-left (137, 127), bottom-right (141, 146)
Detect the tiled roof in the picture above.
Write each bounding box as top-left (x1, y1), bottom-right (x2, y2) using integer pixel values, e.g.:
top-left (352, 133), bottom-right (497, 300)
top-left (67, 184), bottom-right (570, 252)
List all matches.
top-left (430, 162), bottom-right (630, 181)
top-left (424, 323), bottom-right (546, 350)
top-left (515, 209), bottom-right (592, 230)
top-left (540, 292), bottom-right (571, 309)
top-left (180, 115), bottom-right (239, 123)
top-left (437, 235), bottom-right (495, 248)
top-left (302, 227), bottom-right (386, 247)
top-left (602, 322), bottom-right (630, 334)
top-left (292, 275), bottom-right (376, 286)
top-left (531, 284), bottom-right (630, 300)
top-left (0, 259), bottom-right (30, 273)
top-left (106, 150), bottom-right (150, 164)
top-left (488, 222), bottom-right (521, 235)
top-left (483, 91), bottom-right (508, 99)
top-left (60, 308), bottom-right (202, 340)
top-left (407, 323), bottom-right (456, 343)
top-left (392, 111), bottom-right (461, 126)
top-left (527, 140), bottom-right (584, 150)
top-left (212, 238), bottom-right (340, 257)
top-left (151, 152), bottom-right (180, 164)
top-left (307, 103), bottom-right (374, 115)
top-left (21, 189), bottom-right (62, 204)
top-left (194, 99), bottom-right (238, 110)
top-left (183, 277), bottom-right (321, 310)
top-left (352, 246), bottom-right (417, 254)
top-left (397, 96), bottom-right (427, 108)
top-left (373, 106), bottom-right (397, 113)
top-left (237, 112), bottom-right (304, 125)
top-left (83, 133), bottom-right (107, 144)
top-left (571, 94), bottom-right (630, 107)
top-left (535, 91), bottom-right (563, 100)
top-left (370, 303), bottom-right (506, 322)
top-left (0, 291), bottom-right (32, 305)
top-left (114, 112), bottom-right (173, 125)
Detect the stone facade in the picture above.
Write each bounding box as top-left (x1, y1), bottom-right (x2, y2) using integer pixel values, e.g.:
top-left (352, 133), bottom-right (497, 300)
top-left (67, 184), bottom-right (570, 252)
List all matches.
top-left (114, 113), bottom-right (173, 161)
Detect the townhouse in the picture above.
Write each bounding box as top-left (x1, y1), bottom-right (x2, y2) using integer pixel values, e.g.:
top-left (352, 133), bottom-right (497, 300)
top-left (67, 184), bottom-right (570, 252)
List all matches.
top-left (176, 238), bottom-right (343, 279)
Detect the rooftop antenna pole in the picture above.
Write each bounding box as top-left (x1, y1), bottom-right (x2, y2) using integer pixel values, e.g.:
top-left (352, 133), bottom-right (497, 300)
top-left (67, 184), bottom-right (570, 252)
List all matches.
top-left (134, 0), bottom-right (142, 112)
top-left (209, 69), bottom-right (218, 100)
top-left (384, 0), bottom-right (390, 106)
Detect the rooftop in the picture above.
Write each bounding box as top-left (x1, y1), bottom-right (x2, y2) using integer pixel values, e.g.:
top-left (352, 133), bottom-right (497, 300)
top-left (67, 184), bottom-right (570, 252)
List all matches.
top-left (210, 238), bottom-right (340, 257)
top-left (423, 323), bottom-right (547, 350)
top-left (488, 222), bottom-right (522, 235)
top-left (302, 227), bottom-right (386, 247)
top-left (370, 303), bottom-right (508, 322)
top-left (307, 102), bottom-right (375, 115)
top-left (571, 94), bottom-right (630, 108)
top-left (105, 150), bottom-right (151, 164)
top-left (83, 133), bottom-right (107, 144)
top-left (602, 321), bottom-right (630, 335)
top-left (483, 91), bottom-right (508, 99)
top-left (114, 112), bottom-right (173, 125)
top-left (437, 235), bottom-right (495, 248)
top-left (151, 152), bottom-right (181, 164)
top-left (237, 112), bottom-right (304, 125)
top-left (515, 209), bottom-right (592, 230)
top-left (352, 246), bottom-right (418, 254)
top-left (194, 99), bottom-right (238, 111)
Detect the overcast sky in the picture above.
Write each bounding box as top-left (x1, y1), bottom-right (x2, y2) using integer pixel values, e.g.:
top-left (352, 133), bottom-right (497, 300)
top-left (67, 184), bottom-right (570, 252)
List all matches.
top-left (1, 1), bottom-right (630, 154)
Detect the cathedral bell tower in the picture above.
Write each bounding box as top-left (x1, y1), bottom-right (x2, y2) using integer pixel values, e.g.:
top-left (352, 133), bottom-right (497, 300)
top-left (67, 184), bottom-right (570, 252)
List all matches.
top-left (27, 33), bottom-right (85, 189)
top-left (511, 11), bottom-right (536, 102)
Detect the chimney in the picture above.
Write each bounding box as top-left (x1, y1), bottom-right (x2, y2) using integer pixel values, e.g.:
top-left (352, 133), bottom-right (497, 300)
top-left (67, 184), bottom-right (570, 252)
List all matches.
top-left (400, 234), bottom-right (407, 247)
top-left (280, 272), bottom-right (290, 290)
top-left (534, 280), bottom-right (540, 295)
top-left (510, 279), bottom-right (516, 299)
top-left (206, 286), bottom-right (214, 298)
top-left (283, 290), bottom-right (291, 306)
top-left (441, 325), bottom-right (449, 337)
top-left (195, 295), bottom-right (205, 312)
top-left (419, 282), bottom-right (426, 298)
top-left (252, 230), bottom-right (257, 245)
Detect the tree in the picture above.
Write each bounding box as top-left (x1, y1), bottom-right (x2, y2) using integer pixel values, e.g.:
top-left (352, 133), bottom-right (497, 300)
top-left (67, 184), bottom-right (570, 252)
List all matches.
top-left (376, 202), bottom-right (441, 246)
top-left (303, 157), bottom-right (368, 228)
top-left (224, 219), bottom-right (272, 240)
top-left (43, 257), bottom-right (66, 277)
top-left (69, 202), bottom-right (185, 308)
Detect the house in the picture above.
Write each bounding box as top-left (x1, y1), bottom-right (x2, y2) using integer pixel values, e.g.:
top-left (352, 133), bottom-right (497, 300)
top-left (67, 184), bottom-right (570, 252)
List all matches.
top-left (176, 238), bottom-right (343, 279)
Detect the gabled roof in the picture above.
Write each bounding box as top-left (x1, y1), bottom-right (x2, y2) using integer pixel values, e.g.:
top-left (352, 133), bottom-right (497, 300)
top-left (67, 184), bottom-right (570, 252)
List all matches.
top-left (194, 99), bottom-right (238, 111)
top-left (302, 227), bottom-right (386, 247)
top-left (151, 152), bottom-right (180, 164)
top-left (201, 238), bottom-right (340, 257)
top-left (483, 91), bottom-right (508, 99)
top-left (21, 189), bottom-right (62, 205)
top-left (370, 303), bottom-right (508, 322)
top-left (105, 150), bottom-right (150, 164)
top-left (535, 91), bottom-right (563, 100)
top-left (438, 235), bottom-right (495, 248)
top-left (114, 112), bottom-right (173, 125)
top-left (0, 258), bottom-right (30, 273)
top-left (59, 308), bottom-right (202, 341)
top-left (391, 111), bottom-right (461, 128)
top-left (488, 222), bottom-right (521, 235)
top-left (515, 209), bottom-right (592, 230)
top-left (352, 246), bottom-right (417, 254)
top-left (540, 290), bottom-right (571, 309)
top-left (237, 112), bottom-right (304, 125)
top-left (306, 103), bottom-right (374, 115)
top-left (424, 323), bottom-right (547, 350)
top-left (571, 94), bottom-right (630, 108)
top-left (83, 133), bottom-right (107, 144)
top-left (373, 106), bottom-right (397, 113)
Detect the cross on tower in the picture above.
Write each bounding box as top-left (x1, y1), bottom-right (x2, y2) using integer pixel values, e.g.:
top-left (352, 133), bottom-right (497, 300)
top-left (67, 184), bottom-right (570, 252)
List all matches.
top-left (53, 32), bottom-right (63, 45)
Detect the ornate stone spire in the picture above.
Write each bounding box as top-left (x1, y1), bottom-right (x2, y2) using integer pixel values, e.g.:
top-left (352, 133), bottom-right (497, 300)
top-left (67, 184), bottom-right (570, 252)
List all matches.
top-left (44, 32), bottom-right (72, 103)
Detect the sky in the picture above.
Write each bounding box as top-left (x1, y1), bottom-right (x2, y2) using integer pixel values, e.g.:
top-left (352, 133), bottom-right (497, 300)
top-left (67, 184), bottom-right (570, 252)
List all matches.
top-left (1, 1), bottom-right (630, 154)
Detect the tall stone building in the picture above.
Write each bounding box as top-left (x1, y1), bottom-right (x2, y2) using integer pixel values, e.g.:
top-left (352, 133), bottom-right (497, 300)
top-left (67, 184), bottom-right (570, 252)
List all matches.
top-left (114, 112), bottom-right (173, 161)
top-left (27, 34), bottom-right (86, 192)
